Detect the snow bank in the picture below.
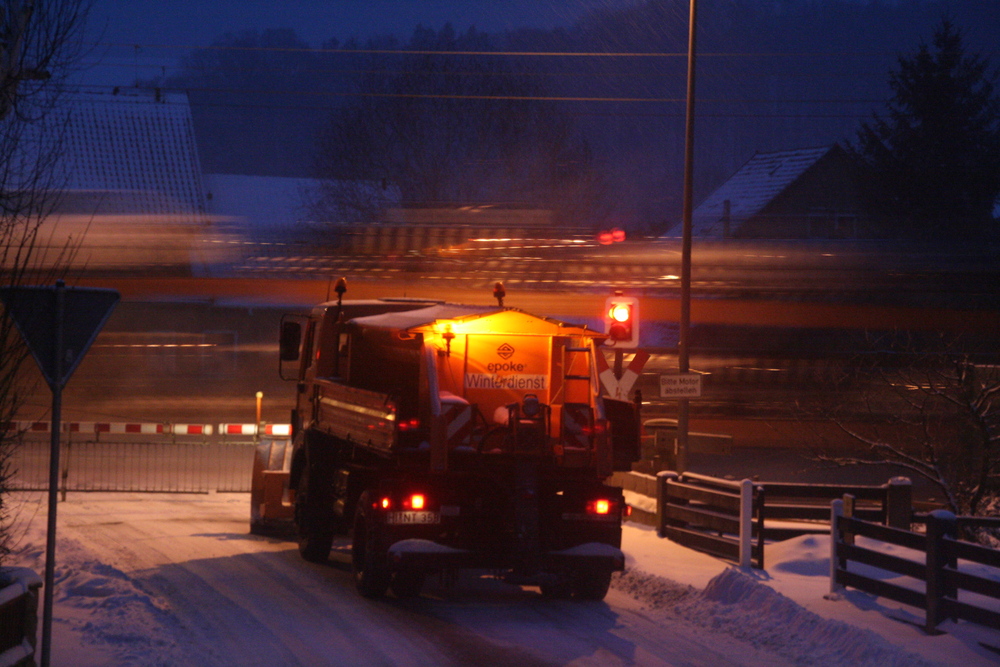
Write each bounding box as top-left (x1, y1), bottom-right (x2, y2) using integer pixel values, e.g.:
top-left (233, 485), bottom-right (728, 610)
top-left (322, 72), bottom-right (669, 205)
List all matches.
top-left (700, 568), bottom-right (939, 666)
top-left (13, 532), bottom-right (192, 667)
top-left (612, 566), bottom-right (941, 667)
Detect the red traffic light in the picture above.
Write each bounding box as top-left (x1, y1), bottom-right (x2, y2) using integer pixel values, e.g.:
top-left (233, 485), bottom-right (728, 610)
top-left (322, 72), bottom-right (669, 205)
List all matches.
top-left (603, 295), bottom-right (639, 347)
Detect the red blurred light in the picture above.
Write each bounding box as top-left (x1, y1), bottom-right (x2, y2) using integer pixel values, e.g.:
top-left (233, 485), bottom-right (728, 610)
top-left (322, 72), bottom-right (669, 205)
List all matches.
top-left (408, 494), bottom-right (426, 510)
top-left (398, 418), bottom-right (421, 431)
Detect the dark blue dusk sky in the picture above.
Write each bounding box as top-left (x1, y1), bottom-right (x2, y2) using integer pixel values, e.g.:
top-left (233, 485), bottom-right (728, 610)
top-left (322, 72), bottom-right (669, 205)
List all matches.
top-left (82, 0), bottom-right (628, 87)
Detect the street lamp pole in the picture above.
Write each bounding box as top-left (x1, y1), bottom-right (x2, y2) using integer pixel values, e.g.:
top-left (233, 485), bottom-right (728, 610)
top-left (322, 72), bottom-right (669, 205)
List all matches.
top-left (677, 0), bottom-right (697, 473)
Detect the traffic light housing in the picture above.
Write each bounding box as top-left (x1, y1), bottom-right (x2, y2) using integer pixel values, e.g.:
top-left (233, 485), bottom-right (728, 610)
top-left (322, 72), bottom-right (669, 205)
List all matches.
top-left (603, 295), bottom-right (639, 348)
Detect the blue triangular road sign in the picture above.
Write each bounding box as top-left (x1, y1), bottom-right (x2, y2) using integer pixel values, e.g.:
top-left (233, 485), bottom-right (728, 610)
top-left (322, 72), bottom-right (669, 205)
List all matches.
top-left (0, 282), bottom-right (119, 389)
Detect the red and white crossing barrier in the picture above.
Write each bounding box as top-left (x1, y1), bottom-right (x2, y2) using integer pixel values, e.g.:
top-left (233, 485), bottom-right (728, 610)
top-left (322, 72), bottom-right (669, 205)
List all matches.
top-left (71, 422), bottom-right (170, 435)
top-left (219, 423), bottom-right (256, 436)
top-left (174, 424), bottom-right (214, 436)
top-left (218, 423), bottom-right (291, 437)
top-left (4, 421), bottom-right (291, 438)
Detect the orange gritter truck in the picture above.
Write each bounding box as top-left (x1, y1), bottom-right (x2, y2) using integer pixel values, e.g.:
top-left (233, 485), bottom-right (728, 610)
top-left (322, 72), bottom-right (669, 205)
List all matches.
top-left (251, 282), bottom-right (641, 600)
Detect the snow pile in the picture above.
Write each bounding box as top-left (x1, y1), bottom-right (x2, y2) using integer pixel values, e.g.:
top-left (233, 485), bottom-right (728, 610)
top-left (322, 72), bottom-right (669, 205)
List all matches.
top-left (699, 569), bottom-right (938, 666)
top-left (13, 536), bottom-right (190, 667)
top-left (613, 566), bottom-right (940, 667)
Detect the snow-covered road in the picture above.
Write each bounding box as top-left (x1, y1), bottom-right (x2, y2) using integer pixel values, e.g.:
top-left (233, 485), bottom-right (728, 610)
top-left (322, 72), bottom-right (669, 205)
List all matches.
top-left (8, 492), bottom-right (791, 667)
top-left (7, 491), bottom-right (998, 666)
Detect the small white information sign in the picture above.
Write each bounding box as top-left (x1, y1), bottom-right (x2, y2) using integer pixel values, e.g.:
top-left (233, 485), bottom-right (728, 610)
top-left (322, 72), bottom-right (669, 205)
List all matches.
top-left (659, 373), bottom-right (702, 398)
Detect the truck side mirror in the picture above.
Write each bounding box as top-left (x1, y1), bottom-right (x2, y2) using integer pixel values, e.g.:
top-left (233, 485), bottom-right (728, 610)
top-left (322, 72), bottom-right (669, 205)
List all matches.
top-left (279, 320), bottom-right (302, 361)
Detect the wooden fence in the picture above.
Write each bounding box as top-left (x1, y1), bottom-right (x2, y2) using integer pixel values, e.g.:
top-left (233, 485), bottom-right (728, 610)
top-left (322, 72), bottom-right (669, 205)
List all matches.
top-left (831, 504), bottom-right (1000, 633)
top-left (657, 472), bottom-right (764, 569)
top-left (610, 471), bottom-right (913, 570)
top-left (756, 478), bottom-right (911, 541)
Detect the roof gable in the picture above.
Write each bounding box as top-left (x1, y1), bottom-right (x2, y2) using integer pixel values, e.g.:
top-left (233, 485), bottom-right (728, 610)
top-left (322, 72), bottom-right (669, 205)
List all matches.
top-left (690, 146), bottom-right (834, 237)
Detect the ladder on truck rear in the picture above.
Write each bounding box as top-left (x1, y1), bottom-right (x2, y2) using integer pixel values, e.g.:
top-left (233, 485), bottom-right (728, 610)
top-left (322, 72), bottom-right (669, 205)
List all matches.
top-left (558, 336), bottom-right (599, 456)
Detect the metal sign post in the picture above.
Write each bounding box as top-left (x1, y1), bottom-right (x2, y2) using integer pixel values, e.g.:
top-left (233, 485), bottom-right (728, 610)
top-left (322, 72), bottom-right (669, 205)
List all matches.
top-left (677, 0), bottom-right (698, 473)
top-left (0, 280), bottom-right (119, 667)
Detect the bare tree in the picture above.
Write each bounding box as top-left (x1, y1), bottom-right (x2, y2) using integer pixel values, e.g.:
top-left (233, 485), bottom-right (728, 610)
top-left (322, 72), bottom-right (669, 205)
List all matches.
top-left (1, 0), bottom-right (91, 566)
top-left (817, 334), bottom-right (999, 520)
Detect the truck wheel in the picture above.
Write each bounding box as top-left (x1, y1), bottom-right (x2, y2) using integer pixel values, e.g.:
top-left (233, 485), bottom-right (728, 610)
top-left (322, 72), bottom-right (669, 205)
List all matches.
top-left (296, 466), bottom-right (334, 563)
top-left (352, 494), bottom-right (390, 598)
top-left (390, 571), bottom-right (425, 599)
top-left (573, 569), bottom-right (613, 601)
top-left (539, 578), bottom-right (574, 599)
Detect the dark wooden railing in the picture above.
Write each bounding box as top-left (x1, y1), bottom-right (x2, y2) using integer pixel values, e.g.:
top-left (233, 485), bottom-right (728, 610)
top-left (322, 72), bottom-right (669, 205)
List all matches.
top-left (831, 504), bottom-right (1000, 634)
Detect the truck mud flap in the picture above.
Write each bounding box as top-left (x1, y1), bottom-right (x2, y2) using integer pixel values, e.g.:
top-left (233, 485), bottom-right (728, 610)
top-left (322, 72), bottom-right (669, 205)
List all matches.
top-left (386, 539), bottom-right (625, 574)
top-left (386, 539), bottom-right (475, 572)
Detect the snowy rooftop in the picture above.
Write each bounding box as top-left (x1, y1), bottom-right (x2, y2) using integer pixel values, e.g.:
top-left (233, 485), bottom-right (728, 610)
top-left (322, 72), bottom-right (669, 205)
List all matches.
top-left (56, 90), bottom-right (207, 217)
top-left (688, 146), bottom-right (834, 238)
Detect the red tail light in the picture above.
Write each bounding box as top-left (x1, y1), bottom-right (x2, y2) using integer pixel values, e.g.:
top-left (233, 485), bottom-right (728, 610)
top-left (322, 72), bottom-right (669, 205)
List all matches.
top-left (406, 493), bottom-right (426, 510)
top-left (588, 499), bottom-right (613, 515)
top-left (398, 418), bottom-right (420, 432)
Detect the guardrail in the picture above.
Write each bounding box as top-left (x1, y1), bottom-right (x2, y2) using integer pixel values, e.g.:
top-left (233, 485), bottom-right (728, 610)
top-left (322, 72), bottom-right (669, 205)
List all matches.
top-left (831, 504), bottom-right (1000, 633)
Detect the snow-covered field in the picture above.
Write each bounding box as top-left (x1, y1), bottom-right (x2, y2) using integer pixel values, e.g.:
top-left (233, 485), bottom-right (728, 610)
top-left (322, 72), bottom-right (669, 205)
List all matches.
top-left (4, 491), bottom-right (1000, 666)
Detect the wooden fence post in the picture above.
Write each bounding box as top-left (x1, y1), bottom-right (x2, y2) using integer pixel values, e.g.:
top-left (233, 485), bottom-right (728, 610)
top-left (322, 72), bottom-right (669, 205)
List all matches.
top-left (656, 471), bottom-right (678, 539)
top-left (739, 479), bottom-right (753, 569)
top-left (753, 484), bottom-right (765, 569)
top-left (842, 493), bottom-right (855, 547)
top-left (925, 509), bottom-right (957, 634)
top-left (829, 498), bottom-right (843, 596)
top-left (884, 476), bottom-right (912, 529)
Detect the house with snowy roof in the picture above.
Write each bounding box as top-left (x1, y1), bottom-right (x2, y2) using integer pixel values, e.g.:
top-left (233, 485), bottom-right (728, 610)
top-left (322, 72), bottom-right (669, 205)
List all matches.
top-left (56, 90), bottom-right (208, 216)
top-left (676, 145), bottom-right (866, 239)
top-left (23, 89), bottom-right (239, 273)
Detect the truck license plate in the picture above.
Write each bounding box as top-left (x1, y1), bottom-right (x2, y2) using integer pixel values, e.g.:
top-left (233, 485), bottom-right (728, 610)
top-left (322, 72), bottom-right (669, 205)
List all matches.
top-left (386, 511), bottom-right (440, 525)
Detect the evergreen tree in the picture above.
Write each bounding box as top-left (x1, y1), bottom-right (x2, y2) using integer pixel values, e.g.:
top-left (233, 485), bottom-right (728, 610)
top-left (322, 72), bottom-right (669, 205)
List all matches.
top-left (848, 19), bottom-right (1000, 241)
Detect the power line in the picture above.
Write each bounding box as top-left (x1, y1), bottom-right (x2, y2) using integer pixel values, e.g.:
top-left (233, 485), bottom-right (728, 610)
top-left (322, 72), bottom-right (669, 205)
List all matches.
top-left (63, 83), bottom-right (876, 121)
top-left (93, 41), bottom-right (1000, 59)
top-left (66, 82), bottom-right (883, 109)
top-left (80, 57), bottom-right (895, 83)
